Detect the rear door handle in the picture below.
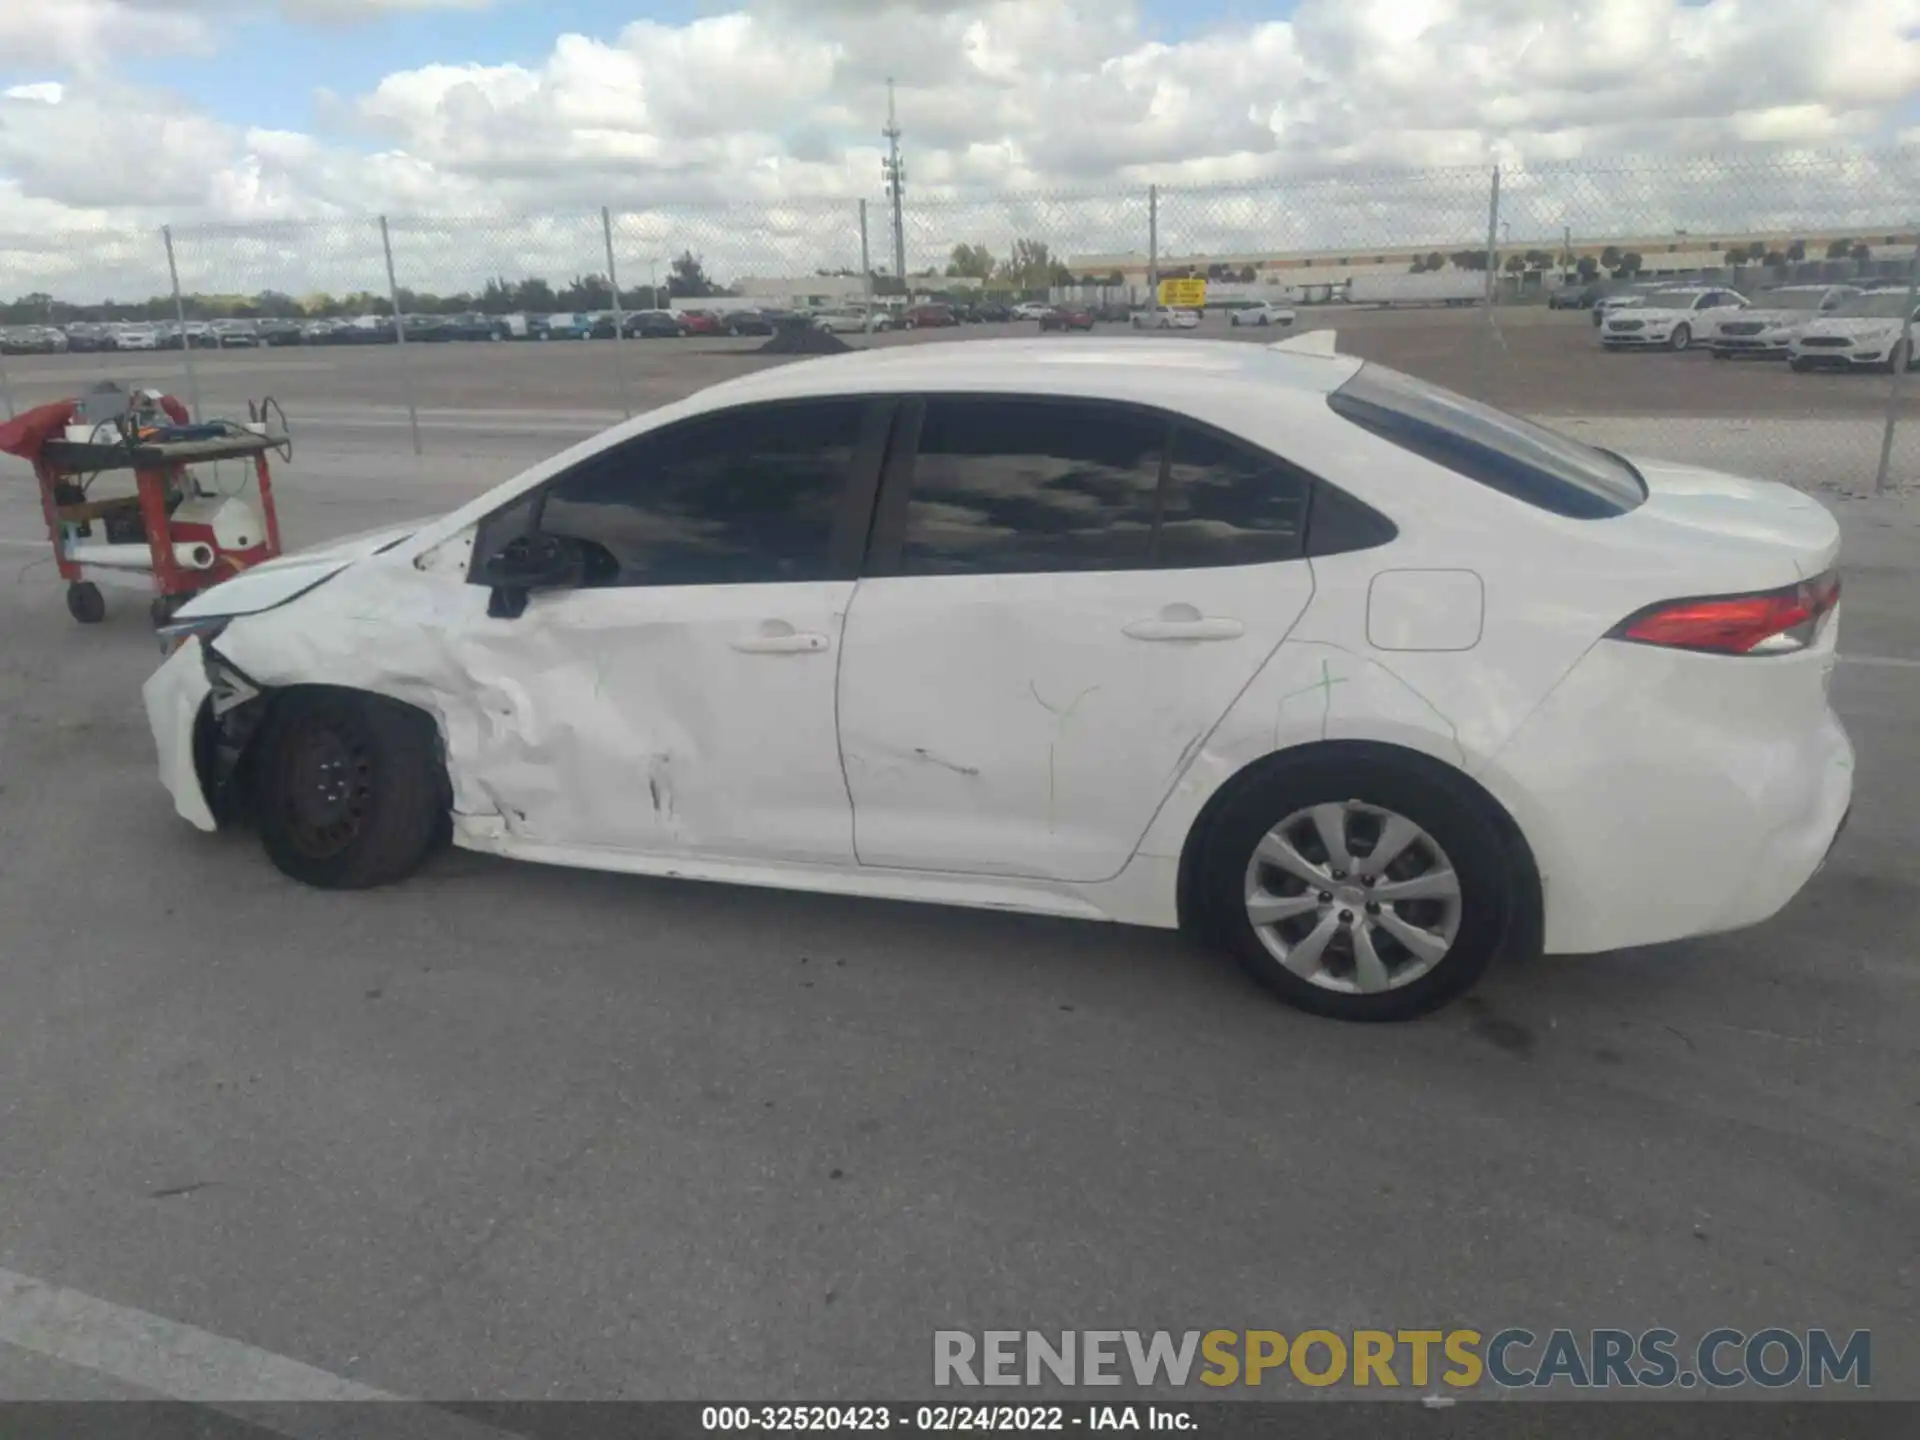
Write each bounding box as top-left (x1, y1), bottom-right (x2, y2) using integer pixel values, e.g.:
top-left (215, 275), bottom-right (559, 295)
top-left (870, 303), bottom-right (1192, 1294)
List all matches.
top-left (730, 623), bottom-right (831, 654)
top-left (1124, 617), bottom-right (1245, 642)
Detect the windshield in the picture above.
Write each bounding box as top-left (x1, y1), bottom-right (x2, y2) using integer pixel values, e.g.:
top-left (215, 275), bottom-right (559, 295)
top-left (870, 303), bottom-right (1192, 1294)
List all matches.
top-left (1762, 290), bottom-right (1834, 313)
top-left (1644, 290), bottom-right (1704, 309)
top-left (1328, 363), bottom-right (1646, 519)
top-left (1835, 292), bottom-right (1918, 320)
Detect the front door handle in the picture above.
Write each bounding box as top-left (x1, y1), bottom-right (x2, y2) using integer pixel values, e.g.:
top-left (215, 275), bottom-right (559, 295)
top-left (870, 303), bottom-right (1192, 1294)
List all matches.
top-left (1124, 615), bottom-right (1245, 642)
top-left (730, 622), bottom-right (831, 654)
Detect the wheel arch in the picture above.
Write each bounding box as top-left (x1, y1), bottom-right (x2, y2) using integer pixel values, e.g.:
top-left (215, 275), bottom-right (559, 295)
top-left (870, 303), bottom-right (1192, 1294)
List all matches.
top-left (205, 680), bottom-right (452, 826)
top-left (1172, 738), bottom-right (1542, 946)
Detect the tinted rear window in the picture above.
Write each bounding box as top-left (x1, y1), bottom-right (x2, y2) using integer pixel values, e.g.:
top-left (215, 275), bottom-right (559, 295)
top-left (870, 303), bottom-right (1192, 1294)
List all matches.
top-left (1327, 364), bottom-right (1646, 519)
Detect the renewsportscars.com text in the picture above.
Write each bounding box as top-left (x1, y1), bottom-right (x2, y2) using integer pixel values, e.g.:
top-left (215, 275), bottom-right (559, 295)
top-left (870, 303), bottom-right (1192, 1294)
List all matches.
top-left (933, 1328), bottom-right (1871, 1391)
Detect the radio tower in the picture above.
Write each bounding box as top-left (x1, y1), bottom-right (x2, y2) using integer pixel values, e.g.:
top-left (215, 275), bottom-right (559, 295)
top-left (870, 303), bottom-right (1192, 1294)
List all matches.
top-left (881, 78), bottom-right (907, 285)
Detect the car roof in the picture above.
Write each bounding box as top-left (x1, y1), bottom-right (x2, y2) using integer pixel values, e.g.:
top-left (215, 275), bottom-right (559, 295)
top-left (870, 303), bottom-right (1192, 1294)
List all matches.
top-left (696, 337), bottom-right (1365, 409)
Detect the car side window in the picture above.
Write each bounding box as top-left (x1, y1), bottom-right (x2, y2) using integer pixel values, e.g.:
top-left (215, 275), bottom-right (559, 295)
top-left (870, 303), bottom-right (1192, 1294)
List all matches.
top-left (1155, 424), bottom-right (1309, 567)
top-left (534, 400), bottom-right (870, 586)
top-left (897, 398), bottom-right (1166, 575)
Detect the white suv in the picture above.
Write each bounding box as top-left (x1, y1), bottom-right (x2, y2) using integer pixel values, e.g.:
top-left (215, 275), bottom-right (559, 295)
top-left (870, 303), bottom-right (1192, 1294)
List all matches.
top-left (1599, 287), bottom-right (1747, 352)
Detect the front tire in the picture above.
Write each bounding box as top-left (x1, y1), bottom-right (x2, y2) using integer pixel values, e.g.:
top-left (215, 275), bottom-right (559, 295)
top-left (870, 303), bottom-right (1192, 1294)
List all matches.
top-left (1193, 751), bottom-right (1525, 1021)
top-left (1790, 356), bottom-right (1814, 373)
top-left (1668, 323), bottom-right (1692, 352)
top-left (254, 690), bottom-right (447, 889)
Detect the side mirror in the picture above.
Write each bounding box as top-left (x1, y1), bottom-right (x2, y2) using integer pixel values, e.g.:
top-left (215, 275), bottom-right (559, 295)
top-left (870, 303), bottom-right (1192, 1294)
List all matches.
top-left (480, 534), bottom-right (587, 618)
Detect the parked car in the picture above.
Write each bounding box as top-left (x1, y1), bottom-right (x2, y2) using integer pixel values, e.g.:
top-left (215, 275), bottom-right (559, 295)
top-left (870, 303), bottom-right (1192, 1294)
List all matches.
top-left (441, 312), bottom-right (504, 342)
top-left (144, 335), bottom-right (1852, 1024)
top-left (302, 319), bottom-right (343, 345)
top-left (115, 323), bottom-right (161, 351)
top-left (1131, 308), bottom-right (1202, 330)
top-left (489, 313), bottom-right (549, 341)
top-left (213, 319), bottom-right (262, 348)
top-left (1230, 302), bottom-right (1298, 328)
top-left (1038, 305), bottom-right (1094, 332)
top-left (338, 315), bottom-right (398, 345)
top-left (62, 321), bottom-right (112, 353)
top-left (722, 310), bottom-right (775, 337)
top-left (398, 314), bottom-right (451, 342)
top-left (542, 313), bottom-right (594, 341)
top-left (972, 303), bottom-right (1012, 323)
top-left (1, 325), bottom-right (69, 354)
top-left (625, 310), bottom-right (688, 339)
top-left (1788, 290), bottom-right (1920, 372)
top-left (1709, 285), bottom-right (1860, 360)
top-left (813, 310), bottom-right (887, 334)
top-left (1010, 302), bottom-right (1052, 321)
top-left (258, 318), bottom-right (306, 347)
top-left (1548, 282), bottom-right (1607, 311)
top-left (903, 304), bottom-right (959, 329)
top-left (1591, 285), bottom-right (1659, 327)
top-left (678, 310), bottom-right (725, 337)
top-left (1091, 303), bottom-right (1133, 324)
top-left (1598, 287), bottom-right (1747, 351)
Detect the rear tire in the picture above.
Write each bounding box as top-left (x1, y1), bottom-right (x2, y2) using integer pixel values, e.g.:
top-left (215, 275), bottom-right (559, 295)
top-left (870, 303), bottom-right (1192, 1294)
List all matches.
top-left (1790, 356), bottom-right (1814, 373)
top-left (1193, 750), bottom-right (1524, 1021)
top-left (1668, 323), bottom-right (1691, 352)
top-left (254, 690), bottom-right (447, 890)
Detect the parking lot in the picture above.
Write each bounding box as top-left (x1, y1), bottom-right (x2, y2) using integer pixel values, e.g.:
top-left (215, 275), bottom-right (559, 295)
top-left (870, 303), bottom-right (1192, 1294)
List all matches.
top-left (0, 307), bottom-right (1917, 1408)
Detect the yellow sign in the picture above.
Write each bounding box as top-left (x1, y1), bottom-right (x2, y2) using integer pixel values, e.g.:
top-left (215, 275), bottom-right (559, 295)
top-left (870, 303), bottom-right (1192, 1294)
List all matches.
top-left (1157, 278), bottom-right (1207, 308)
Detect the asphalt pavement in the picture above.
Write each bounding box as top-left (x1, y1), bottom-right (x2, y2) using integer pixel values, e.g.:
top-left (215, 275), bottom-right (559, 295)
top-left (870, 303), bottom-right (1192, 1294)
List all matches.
top-left (0, 320), bottom-right (1916, 1412)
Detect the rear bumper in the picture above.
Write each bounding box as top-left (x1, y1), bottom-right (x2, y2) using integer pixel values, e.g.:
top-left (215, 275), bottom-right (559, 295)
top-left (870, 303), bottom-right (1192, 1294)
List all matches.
top-left (1488, 632), bottom-right (1853, 954)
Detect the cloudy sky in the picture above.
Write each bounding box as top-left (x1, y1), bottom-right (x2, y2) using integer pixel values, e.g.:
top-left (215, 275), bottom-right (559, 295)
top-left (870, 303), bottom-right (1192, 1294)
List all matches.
top-left (2, 0), bottom-right (1918, 295)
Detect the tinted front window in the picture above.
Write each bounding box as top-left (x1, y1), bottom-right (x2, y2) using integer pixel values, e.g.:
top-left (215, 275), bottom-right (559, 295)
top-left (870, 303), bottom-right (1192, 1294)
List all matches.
top-left (538, 400), bottom-right (866, 586)
top-left (900, 398), bottom-right (1166, 575)
top-left (1156, 425), bottom-right (1308, 567)
top-left (1328, 364), bottom-right (1646, 519)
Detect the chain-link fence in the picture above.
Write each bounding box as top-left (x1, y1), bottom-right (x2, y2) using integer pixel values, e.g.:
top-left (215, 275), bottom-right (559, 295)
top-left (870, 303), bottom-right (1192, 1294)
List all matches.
top-left (1, 147), bottom-right (1915, 490)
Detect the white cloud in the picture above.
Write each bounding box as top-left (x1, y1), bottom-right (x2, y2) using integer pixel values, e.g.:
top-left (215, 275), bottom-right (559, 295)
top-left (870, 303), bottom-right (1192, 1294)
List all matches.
top-left (4, 0), bottom-right (1920, 299)
top-left (3, 82), bottom-right (66, 104)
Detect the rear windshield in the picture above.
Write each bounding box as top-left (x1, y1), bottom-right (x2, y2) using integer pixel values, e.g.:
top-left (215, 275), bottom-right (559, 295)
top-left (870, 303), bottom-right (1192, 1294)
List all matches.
top-left (1327, 364), bottom-right (1647, 519)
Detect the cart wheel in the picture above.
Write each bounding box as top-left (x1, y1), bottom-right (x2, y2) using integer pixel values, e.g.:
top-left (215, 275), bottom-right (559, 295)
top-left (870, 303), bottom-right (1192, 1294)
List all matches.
top-left (66, 582), bottom-right (106, 625)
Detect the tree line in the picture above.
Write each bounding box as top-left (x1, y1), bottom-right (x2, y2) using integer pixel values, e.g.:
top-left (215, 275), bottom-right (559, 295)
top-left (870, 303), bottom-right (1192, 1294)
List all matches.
top-left (0, 251), bottom-right (726, 326)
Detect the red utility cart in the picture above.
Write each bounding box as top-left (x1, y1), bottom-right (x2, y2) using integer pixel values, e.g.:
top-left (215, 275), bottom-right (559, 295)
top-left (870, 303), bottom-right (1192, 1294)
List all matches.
top-left (0, 391), bottom-right (288, 626)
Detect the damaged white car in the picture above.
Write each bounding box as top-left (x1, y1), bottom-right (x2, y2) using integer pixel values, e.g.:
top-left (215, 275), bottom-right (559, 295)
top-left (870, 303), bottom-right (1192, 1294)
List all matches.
top-left (144, 336), bottom-right (1852, 1021)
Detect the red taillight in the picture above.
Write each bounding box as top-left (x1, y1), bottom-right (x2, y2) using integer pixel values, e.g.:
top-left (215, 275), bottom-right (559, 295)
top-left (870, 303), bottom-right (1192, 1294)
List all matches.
top-left (1611, 572), bottom-right (1840, 655)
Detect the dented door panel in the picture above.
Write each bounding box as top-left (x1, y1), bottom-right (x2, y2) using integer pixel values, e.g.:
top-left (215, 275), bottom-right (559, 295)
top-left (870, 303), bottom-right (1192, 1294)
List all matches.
top-left (211, 556), bottom-right (857, 864)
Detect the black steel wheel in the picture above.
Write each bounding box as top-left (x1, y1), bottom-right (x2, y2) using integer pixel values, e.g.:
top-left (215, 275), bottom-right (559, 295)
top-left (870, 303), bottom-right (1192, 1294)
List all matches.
top-left (254, 690), bottom-right (448, 889)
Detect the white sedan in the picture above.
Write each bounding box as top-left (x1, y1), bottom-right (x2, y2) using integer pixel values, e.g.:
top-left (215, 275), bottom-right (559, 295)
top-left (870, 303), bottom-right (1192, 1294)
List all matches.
top-left (1131, 308), bottom-right (1201, 330)
top-left (1230, 303), bottom-right (1297, 328)
top-left (1599, 286), bottom-right (1748, 351)
top-left (1788, 290), bottom-right (1920, 373)
top-left (144, 334), bottom-right (1851, 1021)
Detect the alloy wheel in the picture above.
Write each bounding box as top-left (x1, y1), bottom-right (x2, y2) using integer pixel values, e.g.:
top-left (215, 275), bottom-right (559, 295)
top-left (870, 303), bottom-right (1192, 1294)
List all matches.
top-left (1242, 801), bottom-right (1463, 995)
